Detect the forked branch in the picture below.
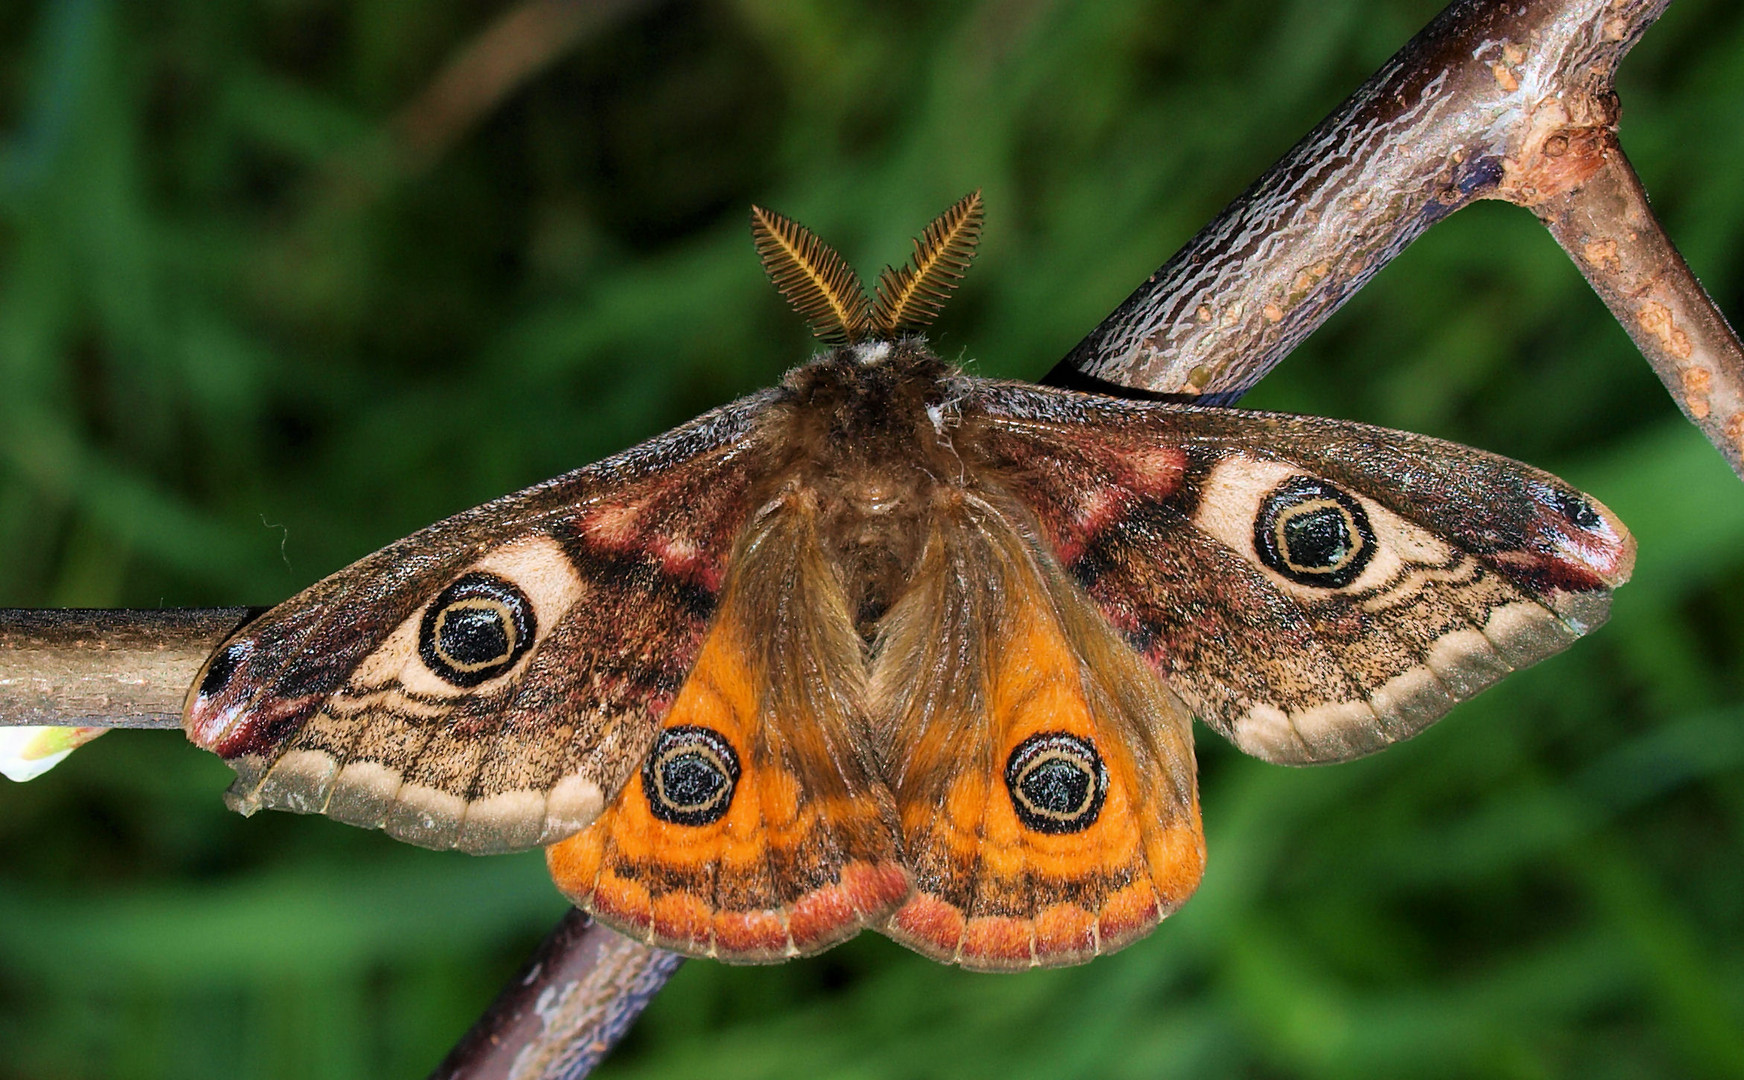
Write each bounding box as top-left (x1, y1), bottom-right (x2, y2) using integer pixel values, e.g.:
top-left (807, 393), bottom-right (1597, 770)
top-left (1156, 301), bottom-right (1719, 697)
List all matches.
top-left (1049, 0), bottom-right (1744, 478)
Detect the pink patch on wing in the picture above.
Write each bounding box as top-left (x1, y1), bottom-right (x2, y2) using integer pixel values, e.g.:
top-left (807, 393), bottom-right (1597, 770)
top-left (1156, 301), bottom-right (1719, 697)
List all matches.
top-left (1539, 512), bottom-right (1634, 587)
top-left (960, 914), bottom-right (1036, 967)
top-left (887, 892), bottom-right (967, 958)
top-left (580, 501), bottom-right (644, 547)
top-left (205, 695), bottom-right (321, 759)
top-left (786, 860), bottom-right (910, 951)
top-left (652, 533), bottom-right (724, 591)
top-left (1122, 445), bottom-right (1188, 498)
top-left (709, 909), bottom-right (791, 957)
top-left (185, 697), bottom-right (239, 750)
top-left (1074, 486), bottom-right (1125, 532)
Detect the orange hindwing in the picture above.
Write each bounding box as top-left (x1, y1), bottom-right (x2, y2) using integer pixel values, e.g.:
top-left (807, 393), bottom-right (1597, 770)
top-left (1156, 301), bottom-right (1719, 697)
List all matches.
top-left (871, 492), bottom-right (1204, 970)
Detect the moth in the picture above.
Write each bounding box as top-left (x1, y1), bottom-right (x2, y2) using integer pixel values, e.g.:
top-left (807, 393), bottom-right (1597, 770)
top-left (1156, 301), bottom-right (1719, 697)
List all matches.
top-left (185, 193), bottom-right (1634, 971)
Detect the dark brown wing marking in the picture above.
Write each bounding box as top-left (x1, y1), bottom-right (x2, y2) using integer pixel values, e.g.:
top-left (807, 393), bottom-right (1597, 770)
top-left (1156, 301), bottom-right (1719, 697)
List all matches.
top-left (965, 381), bottom-right (1634, 764)
top-left (184, 392), bottom-right (778, 852)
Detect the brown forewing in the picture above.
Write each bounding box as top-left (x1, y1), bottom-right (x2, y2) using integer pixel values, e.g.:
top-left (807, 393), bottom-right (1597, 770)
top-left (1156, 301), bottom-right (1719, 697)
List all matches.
top-left (962, 380), bottom-right (1635, 764)
top-left (184, 392), bottom-right (779, 853)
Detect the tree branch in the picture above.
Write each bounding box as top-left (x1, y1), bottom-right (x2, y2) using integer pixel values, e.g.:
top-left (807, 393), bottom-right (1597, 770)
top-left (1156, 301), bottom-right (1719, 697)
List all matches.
top-left (1047, 0), bottom-right (1744, 480)
top-left (0, 608), bottom-right (253, 728)
top-left (429, 911), bottom-right (683, 1080)
top-left (1526, 138), bottom-right (1744, 470)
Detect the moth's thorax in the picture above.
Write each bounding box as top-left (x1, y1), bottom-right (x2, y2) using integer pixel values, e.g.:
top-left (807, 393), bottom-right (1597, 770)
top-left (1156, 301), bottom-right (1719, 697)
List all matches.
top-left (775, 338), bottom-right (956, 441)
top-left (768, 339), bottom-right (967, 627)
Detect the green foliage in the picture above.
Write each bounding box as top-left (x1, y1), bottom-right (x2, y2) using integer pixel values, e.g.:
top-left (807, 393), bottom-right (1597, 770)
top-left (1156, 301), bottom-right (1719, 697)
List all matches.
top-left (3, 0), bottom-right (1743, 1077)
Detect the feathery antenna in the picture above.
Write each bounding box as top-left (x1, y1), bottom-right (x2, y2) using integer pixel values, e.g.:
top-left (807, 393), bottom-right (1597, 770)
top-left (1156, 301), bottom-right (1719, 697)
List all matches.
top-left (750, 193), bottom-right (983, 344)
top-left (870, 190), bottom-right (983, 336)
top-left (750, 205), bottom-right (869, 345)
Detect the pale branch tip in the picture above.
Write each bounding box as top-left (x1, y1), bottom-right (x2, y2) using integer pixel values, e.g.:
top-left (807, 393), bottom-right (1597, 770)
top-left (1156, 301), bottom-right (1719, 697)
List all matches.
top-left (870, 190), bottom-right (985, 336)
top-left (750, 204), bottom-right (870, 345)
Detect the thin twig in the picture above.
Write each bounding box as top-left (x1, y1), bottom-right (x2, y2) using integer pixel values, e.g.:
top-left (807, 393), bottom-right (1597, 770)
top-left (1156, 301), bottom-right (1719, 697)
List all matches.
top-left (1525, 138), bottom-right (1744, 471)
top-left (313, 0), bottom-right (659, 213)
top-left (391, 0), bottom-right (656, 176)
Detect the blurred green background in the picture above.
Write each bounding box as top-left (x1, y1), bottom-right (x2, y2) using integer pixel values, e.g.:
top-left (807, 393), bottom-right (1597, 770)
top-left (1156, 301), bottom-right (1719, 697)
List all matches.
top-left (3, 0), bottom-right (1743, 1077)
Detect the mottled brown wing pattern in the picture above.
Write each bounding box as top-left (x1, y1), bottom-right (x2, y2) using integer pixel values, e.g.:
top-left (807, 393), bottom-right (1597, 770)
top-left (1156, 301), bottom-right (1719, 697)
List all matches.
top-left (184, 392), bottom-right (778, 853)
top-left (871, 490), bottom-right (1203, 971)
top-left (964, 381), bottom-right (1635, 764)
top-left (548, 491), bottom-right (910, 961)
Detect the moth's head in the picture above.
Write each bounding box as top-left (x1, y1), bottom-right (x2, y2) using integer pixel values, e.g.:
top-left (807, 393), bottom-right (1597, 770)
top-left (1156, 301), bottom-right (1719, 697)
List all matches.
top-left (751, 192), bottom-right (983, 357)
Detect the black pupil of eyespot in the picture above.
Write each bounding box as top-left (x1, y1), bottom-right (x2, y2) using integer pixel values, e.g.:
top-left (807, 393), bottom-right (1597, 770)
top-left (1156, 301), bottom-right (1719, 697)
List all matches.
top-left (418, 573), bottom-right (534, 687)
top-left (644, 726), bottom-right (739, 826)
top-left (1020, 757), bottom-right (1090, 815)
top-left (1255, 477), bottom-right (1375, 589)
top-left (439, 604), bottom-right (511, 665)
top-left (1281, 505), bottom-right (1352, 569)
top-left (661, 752), bottom-right (726, 809)
top-left (1005, 732), bottom-right (1106, 834)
